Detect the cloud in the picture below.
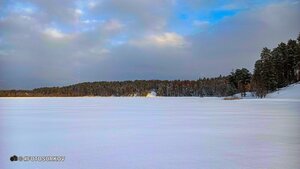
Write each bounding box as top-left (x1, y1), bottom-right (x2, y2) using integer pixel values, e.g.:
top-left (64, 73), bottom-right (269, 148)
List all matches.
top-left (193, 20), bottom-right (210, 29)
top-left (103, 19), bottom-right (124, 32)
top-left (87, 1), bottom-right (97, 9)
top-left (0, 0), bottom-right (299, 89)
top-left (75, 9), bottom-right (83, 15)
top-left (0, 12), bottom-right (113, 89)
top-left (130, 32), bottom-right (186, 48)
top-left (89, 0), bottom-right (175, 32)
top-left (187, 0), bottom-right (300, 72)
top-left (44, 28), bottom-right (69, 39)
top-left (22, 0), bottom-right (79, 24)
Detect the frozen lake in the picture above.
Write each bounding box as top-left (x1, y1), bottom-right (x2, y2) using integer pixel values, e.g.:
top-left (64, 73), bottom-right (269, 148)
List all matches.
top-left (1, 97), bottom-right (300, 169)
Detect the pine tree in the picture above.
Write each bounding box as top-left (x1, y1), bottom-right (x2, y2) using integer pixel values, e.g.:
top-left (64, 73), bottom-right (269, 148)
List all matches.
top-left (271, 47), bottom-right (285, 88)
top-left (261, 48), bottom-right (277, 91)
top-left (295, 34), bottom-right (300, 81)
top-left (229, 68), bottom-right (251, 97)
top-left (252, 59), bottom-right (266, 97)
top-left (286, 40), bottom-right (297, 83)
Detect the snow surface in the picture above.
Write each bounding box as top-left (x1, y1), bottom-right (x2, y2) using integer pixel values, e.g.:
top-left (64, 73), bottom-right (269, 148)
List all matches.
top-left (1, 97), bottom-right (300, 169)
top-left (232, 83), bottom-right (300, 100)
top-left (266, 82), bottom-right (300, 99)
top-left (233, 92), bottom-right (255, 99)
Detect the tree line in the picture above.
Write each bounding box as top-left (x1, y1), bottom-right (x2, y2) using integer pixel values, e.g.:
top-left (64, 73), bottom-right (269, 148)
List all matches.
top-left (0, 33), bottom-right (299, 97)
top-left (252, 34), bottom-right (300, 97)
top-left (0, 77), bottom-right (236, 97)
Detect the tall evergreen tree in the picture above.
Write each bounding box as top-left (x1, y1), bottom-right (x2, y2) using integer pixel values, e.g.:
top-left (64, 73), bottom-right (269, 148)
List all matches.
top-left (261, 48), bottom-right (277, 92)
top-left (286, 40), bottom-right (298, 83)
top-left (252, 59), bottom-right (266, 97)
top-left (295, 34), bottom-right (300, 81)
top-left (271, 47), bottom-right (285, 88)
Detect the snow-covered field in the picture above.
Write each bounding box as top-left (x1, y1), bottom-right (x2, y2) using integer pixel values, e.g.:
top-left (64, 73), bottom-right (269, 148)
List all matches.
top-left (0, 97), bottom-right (300, 169)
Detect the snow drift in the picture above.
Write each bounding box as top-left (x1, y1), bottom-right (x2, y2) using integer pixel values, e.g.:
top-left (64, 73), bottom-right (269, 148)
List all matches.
top-left (231, 83), bottom-right (300, 100)
top-left (266, 82), bottom-right (300, 99)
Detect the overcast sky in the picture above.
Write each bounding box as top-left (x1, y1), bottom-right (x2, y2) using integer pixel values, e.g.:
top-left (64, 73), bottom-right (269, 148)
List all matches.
top-left (0, 0), bottom-right (300, 89)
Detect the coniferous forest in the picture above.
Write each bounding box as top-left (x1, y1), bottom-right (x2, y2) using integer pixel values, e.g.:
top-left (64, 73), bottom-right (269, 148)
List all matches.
top-left (252, 34), bottom-right (300, 97)
top-left (1, 34), bottom-right (299, 97)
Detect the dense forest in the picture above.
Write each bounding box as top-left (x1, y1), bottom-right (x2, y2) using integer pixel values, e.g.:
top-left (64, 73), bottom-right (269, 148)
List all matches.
top-left (252, 34), bottom-right (300, 97)
top-left (0, 77), bottom-right (237, 97)
top-left (0, 34), bottom-right (299, 97)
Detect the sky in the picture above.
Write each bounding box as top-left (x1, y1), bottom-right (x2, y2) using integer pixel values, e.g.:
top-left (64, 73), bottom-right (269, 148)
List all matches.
top-left (0, 0), bottom-right (300, 89)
